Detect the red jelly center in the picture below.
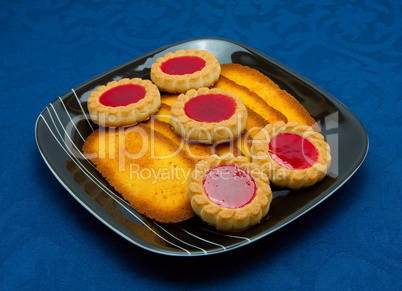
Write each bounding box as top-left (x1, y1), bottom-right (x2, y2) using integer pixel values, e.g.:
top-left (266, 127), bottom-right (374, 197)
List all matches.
top-left (161, 56), bottom-right (206, 75)
top-left (99, 84), bottom-right (146, 107)
top-left (269, 133), bottom-right (318, 170)
top-left (184, 94), bottom-right (236, 123)
top-left (203, 165), bottom-right (256, 209)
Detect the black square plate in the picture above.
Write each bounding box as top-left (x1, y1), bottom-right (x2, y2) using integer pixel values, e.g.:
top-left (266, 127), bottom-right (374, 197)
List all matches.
top-left (35, 38), bottom-right (368, 256)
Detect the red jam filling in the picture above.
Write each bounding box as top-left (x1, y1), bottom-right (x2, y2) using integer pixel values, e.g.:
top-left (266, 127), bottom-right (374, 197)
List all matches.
top-left (184, 94), bottom-right (236, 123)
top-left (99, 84), bottom-right (146, 107)
top-left (203, 165), bottom-right (256, 209)
top-left (161, 56), bottom-right (206, 75)
top-left (269, 133), bottom-right (318, 170)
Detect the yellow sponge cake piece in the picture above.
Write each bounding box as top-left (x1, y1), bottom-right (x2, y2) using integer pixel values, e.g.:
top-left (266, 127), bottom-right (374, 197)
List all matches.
top-left (220, 63), bottom-right (317, 129)
top-left (82, 124), bottom-right (195, 223)
top-left (213, 75), bottom-right (287, 127)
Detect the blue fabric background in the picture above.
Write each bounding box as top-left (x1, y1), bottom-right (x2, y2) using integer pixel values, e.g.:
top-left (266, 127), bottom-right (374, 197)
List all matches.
top-left (1, 0), bottom-right (401, 289)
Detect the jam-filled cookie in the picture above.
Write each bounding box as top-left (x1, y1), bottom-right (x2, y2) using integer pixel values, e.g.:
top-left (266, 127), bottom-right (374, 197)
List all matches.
top-left (170, 87), bottom-right (248, 144)
top-left (250, 121), bottom-right (331, 189)
top-left (87, 78), bottom-right (161, 127)
top-left (150, 49), bottom-right (221, 93)
top-left (188, 154), bottom-right (272, 232)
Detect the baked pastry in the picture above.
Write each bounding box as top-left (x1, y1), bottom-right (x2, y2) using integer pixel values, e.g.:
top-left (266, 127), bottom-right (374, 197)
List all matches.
top-left (170, 87), bottom-right (248, 144)
top-left (150, 49), bottom-right (221, 93)
top-left (145, 111), bottom-right (215, 161)
top-left (152, 103), bottom-right (243, 160)
top-left (188, 154), bottom-right (272, 232)
top-left (87, 78), bottom-right (161, 127)
top-left (213, 75), bottom-right (287, 126)
top-left (250, 121), bottom-right (331, 189)
top-left (82, 123), bottom-right (196, 223)
top-left (220, 63), bottom-right (318, 130)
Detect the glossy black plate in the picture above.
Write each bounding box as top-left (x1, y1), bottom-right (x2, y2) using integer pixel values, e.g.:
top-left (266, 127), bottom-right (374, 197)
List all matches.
top-left (35, 38), bottom-right (368, 256)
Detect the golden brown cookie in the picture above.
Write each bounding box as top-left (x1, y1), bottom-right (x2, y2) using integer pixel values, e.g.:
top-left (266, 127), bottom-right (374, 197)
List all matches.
top-left (188, 154), bottom-right (272, 232)
top-left (250, 121), bottom-right (331, 189)
top-left (87, 78), bottom-right (161, 127)
top-left (220, 63), bottom-right (318, 130)
top-left (213, 75), bottom-right (287, 125)
top-left (150, 49), bottom-right (221, 93)
top-left (82, 124), bottom-right (196, 223)
top-left (170, 87), bottom-right (248, 144)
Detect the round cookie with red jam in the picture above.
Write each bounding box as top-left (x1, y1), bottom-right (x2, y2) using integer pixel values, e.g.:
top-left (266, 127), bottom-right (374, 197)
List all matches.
top-left (250, 121), bottom-right (331, 190)
top-left (188, 154), bottom-right (272, 232)
top-left (87, 78), bottom-right (161, 127)
top-left (150, 49), bottom-right (221, 93)
top-left (170, 87), bottom-right (248, 144)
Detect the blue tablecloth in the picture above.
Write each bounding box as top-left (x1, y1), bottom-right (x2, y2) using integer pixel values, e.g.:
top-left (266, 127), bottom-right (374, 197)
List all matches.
top-left (1, 0), bottom-right (401, 289)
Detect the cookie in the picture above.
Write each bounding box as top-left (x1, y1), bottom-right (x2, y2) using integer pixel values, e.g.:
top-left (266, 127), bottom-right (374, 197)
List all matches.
top-left (220, 63), bottom-right (318, 130)
top-left (250, 121), bottom-right (331, 189)
top-left (188, 154), bottom-right (272, 232)
top-left (87, 78), bottom-right (161, 127)
top-left (150, 49), bottom-right (221, 93)
top-left (82, 124), bottom-right (195, 223)
top-left (170, 87), bottom-right (248, 144)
